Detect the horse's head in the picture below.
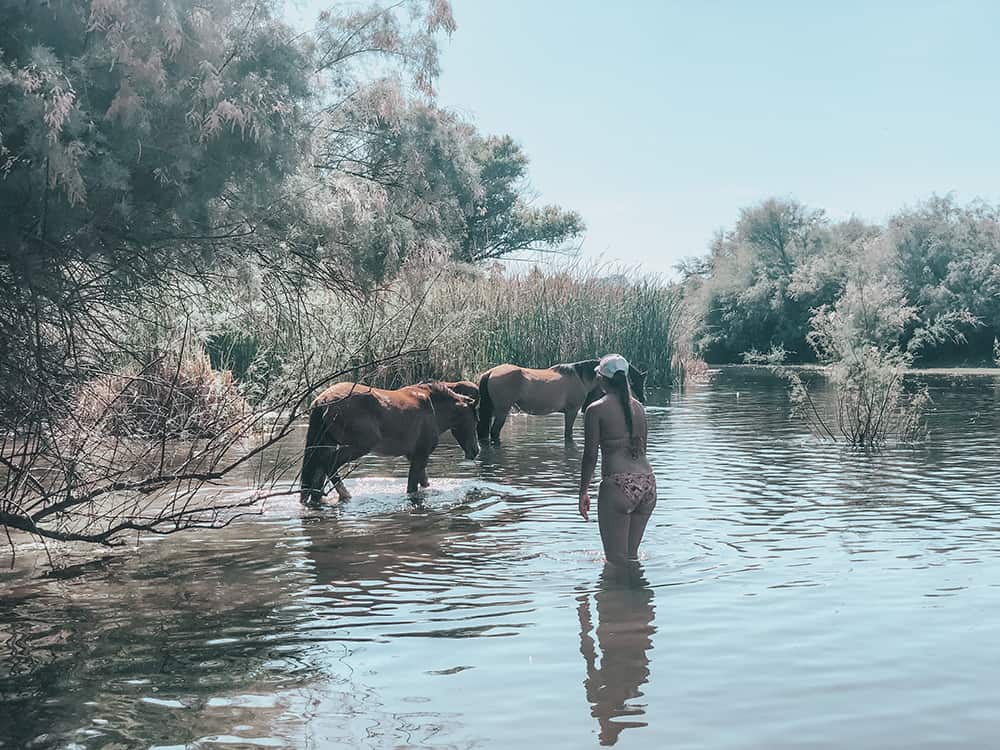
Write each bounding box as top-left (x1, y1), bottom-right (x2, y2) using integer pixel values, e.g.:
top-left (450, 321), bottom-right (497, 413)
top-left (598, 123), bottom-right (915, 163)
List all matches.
top-left (449, 393), bottom-right (480, 459)
top-left (582, 383), bottom-right (602, 413)
top-left (628, 365), bottom-right (647, 403)
top-left (443, 380), bottom-right (480, 406)
top-left (426, 382), bottom-right (480, 459)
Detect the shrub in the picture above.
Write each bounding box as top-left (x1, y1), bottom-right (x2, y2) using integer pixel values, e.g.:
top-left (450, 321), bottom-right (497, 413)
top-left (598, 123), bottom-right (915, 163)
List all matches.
top-left (78, 351), bottom-right (247, 439)
top-left (769, 278), bottom-right (934, 448)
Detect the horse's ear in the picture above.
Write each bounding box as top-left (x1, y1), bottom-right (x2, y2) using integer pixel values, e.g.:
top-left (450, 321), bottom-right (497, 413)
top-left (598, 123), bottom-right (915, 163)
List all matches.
top-left (628, 366), bottom-right (648, 403)
top-left (447, 381), bottom-right (480, 403)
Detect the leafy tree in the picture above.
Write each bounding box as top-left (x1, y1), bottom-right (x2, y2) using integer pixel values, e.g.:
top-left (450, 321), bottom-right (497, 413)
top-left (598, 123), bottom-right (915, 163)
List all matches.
top-left (692, 198), bottom-right (832, 361)
top-left (0, 0), bottom-right (316, 427)
top-left (886, 196), bottom-right (1000, 361)
top-left (0, 0), bottom-right (459, 545)
top-left (311, 100), bottom-right (583, 283)
top-left (460, 134), bottom-right (584, 262)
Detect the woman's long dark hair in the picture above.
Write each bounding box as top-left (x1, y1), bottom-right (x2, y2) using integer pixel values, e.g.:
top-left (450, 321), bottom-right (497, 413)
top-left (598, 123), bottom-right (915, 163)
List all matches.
top-left (607, 370), bottom-right (639, 457)
top-left (609, 371), bottom-right (633, 436)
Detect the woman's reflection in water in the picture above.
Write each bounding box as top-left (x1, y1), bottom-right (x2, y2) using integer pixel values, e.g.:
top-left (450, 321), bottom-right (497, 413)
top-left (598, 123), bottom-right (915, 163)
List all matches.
top-left (577, 563), bottom-right (656, 746)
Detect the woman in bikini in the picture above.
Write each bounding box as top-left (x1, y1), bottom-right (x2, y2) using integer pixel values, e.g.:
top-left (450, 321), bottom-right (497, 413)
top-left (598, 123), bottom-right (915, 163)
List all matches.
top-left (578, 354), bottom-right (656, 566)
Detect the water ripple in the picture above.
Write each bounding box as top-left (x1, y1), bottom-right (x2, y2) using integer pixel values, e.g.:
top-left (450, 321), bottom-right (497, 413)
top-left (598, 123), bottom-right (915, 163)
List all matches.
top-left (4, 368), bottom-right (1000, 748)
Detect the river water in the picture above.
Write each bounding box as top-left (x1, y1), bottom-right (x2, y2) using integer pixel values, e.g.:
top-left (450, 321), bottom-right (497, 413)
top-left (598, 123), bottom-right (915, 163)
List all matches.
top-left (2, 367), bottom-right (1000, 749)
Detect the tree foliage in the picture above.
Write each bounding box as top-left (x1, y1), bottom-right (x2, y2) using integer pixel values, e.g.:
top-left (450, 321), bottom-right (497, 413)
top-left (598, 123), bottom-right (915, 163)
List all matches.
top-left (687, 195), bottom-right (999, 364)
top-left (0, 0), bottom-right (582, 546)
top-left (687, 198), bottom-right (844, 361)
top-left (311, 99), bottom-right (583, 283)
top-left (460, 135), bottom-right (584, 262)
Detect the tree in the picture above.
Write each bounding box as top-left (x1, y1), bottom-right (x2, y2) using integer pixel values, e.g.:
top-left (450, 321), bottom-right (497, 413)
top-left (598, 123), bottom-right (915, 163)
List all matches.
top-left (311, 102), bottom-right (584, 283)
top-left (735, 198), bottom-right (826, 279)
top-left (691, 198), bottom-right (831, 362)
top-left (460, 135), bottom-right (584, 262)
top-left (0, 0), bottom-right (315, 426)
top-left (0, 0), bottom-right (463, 546)
top-left (887, 196), bottom-right (1000, 361)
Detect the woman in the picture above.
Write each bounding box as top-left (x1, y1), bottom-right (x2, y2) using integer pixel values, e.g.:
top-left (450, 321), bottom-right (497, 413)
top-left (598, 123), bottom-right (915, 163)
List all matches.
top-left (579, 354), bottom-right (656, 566)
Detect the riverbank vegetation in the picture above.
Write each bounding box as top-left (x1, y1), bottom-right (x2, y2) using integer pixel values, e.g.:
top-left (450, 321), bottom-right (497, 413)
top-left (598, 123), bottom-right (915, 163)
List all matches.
top-left (683, 195), bottom-right (996, 445)
top-left (682, 195), bottom-right (998, 366)
top-left (753, 279), bottom-right (938, 448)
top-left (207, 259), bottom-right (686, 392)
top-left (0, 0), bottom-right (584, 545)
top-left (0, 0), bottom-right (688, 546)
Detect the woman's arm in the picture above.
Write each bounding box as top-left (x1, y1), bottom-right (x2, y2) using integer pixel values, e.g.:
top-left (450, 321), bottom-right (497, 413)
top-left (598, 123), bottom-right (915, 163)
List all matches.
top-left (579, 405), bottom-right (600, 519)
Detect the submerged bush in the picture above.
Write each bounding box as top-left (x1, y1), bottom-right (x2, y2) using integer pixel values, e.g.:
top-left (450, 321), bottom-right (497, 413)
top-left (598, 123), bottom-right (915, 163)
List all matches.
top-left (782, 350), bottom-right (929, 449)
top-left (769, 277), bottom-right (943, 448)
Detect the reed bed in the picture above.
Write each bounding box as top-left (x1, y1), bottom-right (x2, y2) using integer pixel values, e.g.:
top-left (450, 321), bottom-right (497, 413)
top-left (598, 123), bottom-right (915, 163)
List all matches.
top-left (202, 260), bottom-right (688, 394)
top-left (419, 262), bottom-right (685, 386)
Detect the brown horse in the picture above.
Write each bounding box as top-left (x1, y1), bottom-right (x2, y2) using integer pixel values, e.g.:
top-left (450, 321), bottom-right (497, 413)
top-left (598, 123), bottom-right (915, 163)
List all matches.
top-left (300, 381), bottom-right (479, 504)
top-left (477, 359), bottom-right (646, 444)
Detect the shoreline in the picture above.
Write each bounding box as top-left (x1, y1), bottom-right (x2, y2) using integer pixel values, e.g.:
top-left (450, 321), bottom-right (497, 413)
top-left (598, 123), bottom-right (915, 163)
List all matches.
top-left (712, 363), bottom-right (1000, 376)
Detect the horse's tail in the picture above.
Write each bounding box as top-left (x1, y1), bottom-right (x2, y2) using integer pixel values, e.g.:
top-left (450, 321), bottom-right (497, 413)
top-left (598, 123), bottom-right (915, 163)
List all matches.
top-left (300, 405), bottom-right (327, 504)
top-left (477, 371), bottom-right (493, 440)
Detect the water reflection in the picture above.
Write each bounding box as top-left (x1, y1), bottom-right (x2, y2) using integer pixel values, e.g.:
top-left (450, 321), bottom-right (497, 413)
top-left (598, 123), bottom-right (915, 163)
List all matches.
top-left (577, 564), bottom-right (656, 746)
top-left (0, 522), bottom-right (319, 749)
top-left (298, 487), bottom-right (541, 644)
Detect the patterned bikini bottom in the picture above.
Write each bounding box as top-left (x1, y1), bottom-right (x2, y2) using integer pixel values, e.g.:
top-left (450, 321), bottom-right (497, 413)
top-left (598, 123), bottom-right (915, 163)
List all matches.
top-left (604, 472), bottom-right (657, 513)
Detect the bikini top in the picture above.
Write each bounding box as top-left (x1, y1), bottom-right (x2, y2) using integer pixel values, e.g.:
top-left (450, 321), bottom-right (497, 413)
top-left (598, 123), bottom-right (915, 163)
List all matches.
top-left (600, 431), bottom-right (646, 460)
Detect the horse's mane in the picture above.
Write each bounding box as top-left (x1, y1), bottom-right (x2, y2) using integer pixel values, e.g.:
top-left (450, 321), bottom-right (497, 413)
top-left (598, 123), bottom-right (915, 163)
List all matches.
top-left (552, 360), bottom-right (599, 380)
top-left (416, 379), bottom-right (454, 400)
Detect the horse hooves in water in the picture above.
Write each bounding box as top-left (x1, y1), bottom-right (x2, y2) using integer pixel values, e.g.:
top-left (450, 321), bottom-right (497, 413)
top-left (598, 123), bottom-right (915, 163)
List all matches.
top-left (333, 480), bottom-right (351, 501)
top-left (301, 494), bottom-right (328, 508)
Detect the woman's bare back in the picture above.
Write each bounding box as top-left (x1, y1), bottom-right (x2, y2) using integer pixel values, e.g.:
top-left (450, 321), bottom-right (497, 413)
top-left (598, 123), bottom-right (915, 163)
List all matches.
top-left (586, 394), bottom-right (652, 477)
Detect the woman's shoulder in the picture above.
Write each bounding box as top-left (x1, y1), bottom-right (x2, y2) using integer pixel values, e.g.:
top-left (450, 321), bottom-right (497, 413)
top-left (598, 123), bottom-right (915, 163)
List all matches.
top-left (585, 394), bottom-right (615, 413)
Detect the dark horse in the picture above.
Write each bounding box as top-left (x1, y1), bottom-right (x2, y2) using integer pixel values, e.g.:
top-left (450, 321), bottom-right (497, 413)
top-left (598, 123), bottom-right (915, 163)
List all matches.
top-left (300, 381), bottom-right (479, 504)
top-left (477, 359), bottom-right (646, 444)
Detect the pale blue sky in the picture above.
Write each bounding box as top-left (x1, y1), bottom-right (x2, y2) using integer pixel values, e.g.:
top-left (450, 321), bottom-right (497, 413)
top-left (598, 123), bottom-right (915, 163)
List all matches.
top-left (298, 1), bottom-right (1000, 276)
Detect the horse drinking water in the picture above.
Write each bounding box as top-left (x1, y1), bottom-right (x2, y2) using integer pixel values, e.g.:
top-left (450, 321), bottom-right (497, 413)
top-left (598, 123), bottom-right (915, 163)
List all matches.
top-left (300, 381), bottom-right (479, 504)
top-left (477, 359), bottom-right (646, 444)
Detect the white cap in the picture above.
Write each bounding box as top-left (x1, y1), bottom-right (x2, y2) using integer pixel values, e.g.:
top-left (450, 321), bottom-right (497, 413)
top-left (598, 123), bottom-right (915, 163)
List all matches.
top-left (596, 353), bottom-right (629, 378)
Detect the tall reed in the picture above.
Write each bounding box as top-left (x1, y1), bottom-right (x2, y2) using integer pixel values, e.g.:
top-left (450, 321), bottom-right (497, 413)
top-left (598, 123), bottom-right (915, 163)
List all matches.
top-left (422, 262), bottom-right (685, 385)
top-left (202, 259), bottom-right (687, 393)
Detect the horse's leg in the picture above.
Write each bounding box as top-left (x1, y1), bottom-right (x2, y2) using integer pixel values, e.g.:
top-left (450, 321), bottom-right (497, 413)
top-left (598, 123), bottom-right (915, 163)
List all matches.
top-left (563, 408), bottom-right (578, 443)
top-left (302, 444), bottom-right (337, 505)
top-left (489, 406), bottom-right (511, 445)
top-left (320, 445), bottom-right (362, 501)
top-left (407, 453), bottom-right (431, 494)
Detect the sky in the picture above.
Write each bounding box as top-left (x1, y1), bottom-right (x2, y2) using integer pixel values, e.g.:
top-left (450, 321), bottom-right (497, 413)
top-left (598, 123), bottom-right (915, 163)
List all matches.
top-left (297, 1), bottom-right (1000, 277)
